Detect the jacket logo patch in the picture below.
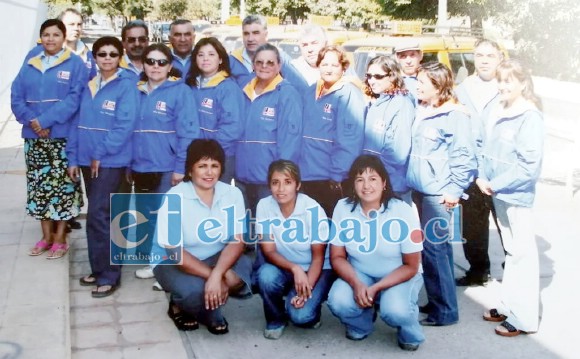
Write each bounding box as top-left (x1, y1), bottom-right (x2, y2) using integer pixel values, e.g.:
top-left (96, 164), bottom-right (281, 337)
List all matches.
top-left (201, 98), bottom-right (213, 109)
top-left (57, 71), bottom-right (70, 80)
top-left (156, 101), bottom-right (167, 112)
top-left (323, 103), bottom-right (332, 113)
top-left (102, 100), bottom-right (116, 111)
top-left (262, 107), bottom-right (275, 117)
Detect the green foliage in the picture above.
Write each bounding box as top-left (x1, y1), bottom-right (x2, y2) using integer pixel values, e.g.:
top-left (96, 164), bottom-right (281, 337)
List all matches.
top-left (158, 0), bottom-right (188, 20)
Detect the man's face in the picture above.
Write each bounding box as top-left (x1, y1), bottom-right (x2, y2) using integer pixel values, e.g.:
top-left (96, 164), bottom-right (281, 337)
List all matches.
top-left (170, 23), bottom-right (195, 58)
top-left (396, 50), bottom-right (423, 76)
top-left (61, 12), bottom-right (83, 43)
top-left (299, 33), bottom-right (326, 68)
top-left (123, 27), bottom-right (149, 60)
top-left (242, 23), bottom-right (267, 55)
top-left (474, 43), bottom-right (502, 81)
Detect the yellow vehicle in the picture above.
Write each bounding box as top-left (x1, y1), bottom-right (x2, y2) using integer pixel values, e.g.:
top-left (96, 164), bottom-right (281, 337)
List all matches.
top-left (342, 34), bottom-right (499, 84)
top-left (278, 30), bottom-right (369, 60)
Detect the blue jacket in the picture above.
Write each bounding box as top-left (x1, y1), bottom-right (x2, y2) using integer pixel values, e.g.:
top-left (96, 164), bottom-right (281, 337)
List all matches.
top-left (299, 78), bottom-right (365, 182)
top-left (67, 70), bottom-right (138, 168)
top-left (235, 75), bottom-right (303, 184)
top-left (229, 47), bottom-right (309, 92)
top-left (11, 48), bottom-right (87, 138)
top-left (406, 102), bottom-right (476, 198)
top-left (455, 75), bottom-right (500, 178)
top-left (480, 100), bottom-right (544, 207)
top-left (171, 51), bottom-right (192, 79)
top-left (132, 77), bottom-right (200, 174)
top-left (191, 71), bottom-right (244, 157)
top-left (363, 93), bottom-right (414, 193)
top-left (25, 42), bottom-right (97, 79)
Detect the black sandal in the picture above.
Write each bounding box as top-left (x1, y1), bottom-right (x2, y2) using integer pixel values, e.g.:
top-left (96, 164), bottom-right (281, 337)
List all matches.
top-left (167, 301), bottom-right (199, 331)
top-left (79, 274), bottom-right (97, 286)
top-left (207, 319), bottom-right (229, 335)
top-left (483, 308), bottom-right (507, 322)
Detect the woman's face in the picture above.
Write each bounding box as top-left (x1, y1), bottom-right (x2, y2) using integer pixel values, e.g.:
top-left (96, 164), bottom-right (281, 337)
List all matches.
top-left (94, 45), bottom-right (121, 74)
top-left (190, 157), bottom-right (221, 191)
top-left (366, 63), bottom-right (395, 95)
top-left (269, 170), bottom-right (300, 208)
top-left (498, 73), bottom-right (525, 106)
top-left (144, 50), bottom-right (172, 84)
top-left (253, 50), bottom-right (281, 82)
top-left (196, 44), bottom-right (221, 77)
top-left (354, 168), bottom-right (385, 208)
top-left (416, 71), bottom-right (439, 105)
top-left (41, 25), bottom-right (65, 56)
top-left (319, 51), bottom-right (344, 86)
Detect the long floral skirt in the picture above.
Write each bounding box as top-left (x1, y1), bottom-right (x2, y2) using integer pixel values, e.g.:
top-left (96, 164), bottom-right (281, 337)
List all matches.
top-left (24, 138), bottom-right (83, 221)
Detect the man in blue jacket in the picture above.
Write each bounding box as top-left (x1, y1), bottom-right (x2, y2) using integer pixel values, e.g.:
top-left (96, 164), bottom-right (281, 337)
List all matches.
top-left (169, 19), bottom-right (195, 78)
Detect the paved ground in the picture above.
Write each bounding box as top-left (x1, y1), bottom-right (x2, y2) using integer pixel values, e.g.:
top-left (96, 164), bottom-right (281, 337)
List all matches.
top-left (0, 95), bottom-right (579, 358)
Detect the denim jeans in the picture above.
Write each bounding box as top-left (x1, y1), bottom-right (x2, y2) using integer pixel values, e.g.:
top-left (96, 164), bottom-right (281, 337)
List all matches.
top-left (327, 270), bottom-right (425, 345)
top-left (413, 192), bottom-right (459, 324)
top-left (81, 167), bottom-right (124, 286)
top-left (154, 252), bottom-right (252, 326)
top-left (257, 263), bottom-right (335, 329)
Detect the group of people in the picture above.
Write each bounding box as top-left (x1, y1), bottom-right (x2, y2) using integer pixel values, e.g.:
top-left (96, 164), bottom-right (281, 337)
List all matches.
top-left (11, 9), bottom-right (544, 351)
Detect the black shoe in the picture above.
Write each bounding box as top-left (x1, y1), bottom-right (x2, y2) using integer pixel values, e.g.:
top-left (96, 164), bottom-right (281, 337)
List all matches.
top-left (419, 303), bottom-right (432, 314)
top-left (68, 218), bottom-right (82, 230)
top-left (455, 274), bottom-right (490, 287)
top-left (398, 342), bottom-right (420, 351)
top-left (420, 318), bottom-right (457, 327)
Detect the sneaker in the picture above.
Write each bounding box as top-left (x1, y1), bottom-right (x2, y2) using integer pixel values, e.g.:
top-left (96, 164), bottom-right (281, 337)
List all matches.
top-left (398, 341), bottom-right (420, 351)
top-left (135, 265), bottom-right (155, 279)
top-left (264, 324), bottom-right (287, 339)
top-left (455, 274), bottom-right (490, 287)
top-left (152, 281), bottom-right (164, 291)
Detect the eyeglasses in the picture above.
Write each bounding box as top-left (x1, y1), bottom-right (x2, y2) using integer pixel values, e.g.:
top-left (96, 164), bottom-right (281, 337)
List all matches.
top-left (254, 60), bottom-right (277, 68)
top-left (96, 52), bottom-right (120, 58)
top-left (365, 73), bottom-right (390, 80)
top-left (144, 58), bottom-right (170, 67)
top-left (127, 36), bottom-right (148, 44)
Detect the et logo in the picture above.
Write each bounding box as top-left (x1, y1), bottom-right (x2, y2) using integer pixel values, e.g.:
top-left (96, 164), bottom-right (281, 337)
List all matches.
top-left (110, 193), bottom-right (182, 265)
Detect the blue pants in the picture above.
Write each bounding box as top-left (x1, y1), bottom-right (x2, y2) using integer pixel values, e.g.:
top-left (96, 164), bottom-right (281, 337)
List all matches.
top-left (81, 167), bottom-right (124, 286)
top-left (154, 252), bottom-right (252, 326)
top-left (257, 263), bottom-right (335, 329)
top-left (413, 192), bottom-right (459, 324)
top-left (327, 270), bottom-right (424, 346)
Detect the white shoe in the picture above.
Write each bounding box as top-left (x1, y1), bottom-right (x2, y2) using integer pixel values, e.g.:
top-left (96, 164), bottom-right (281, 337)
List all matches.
top-left (135, 265), bottom-right (154, 279)
top-left (152, 281), bottom-right (163, 291)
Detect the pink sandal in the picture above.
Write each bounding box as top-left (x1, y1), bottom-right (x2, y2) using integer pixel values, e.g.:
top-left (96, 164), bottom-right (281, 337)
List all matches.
top-left (46, 242), bottom-right (69, 260)
top-left (29, 239), bottom-right (52, 256)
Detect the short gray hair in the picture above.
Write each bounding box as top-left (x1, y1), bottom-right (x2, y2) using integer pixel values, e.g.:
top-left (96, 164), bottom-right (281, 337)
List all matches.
top-left (299, 25), bottom-right (327, 43)
top-left (242, 15), bottom-right (267, 29)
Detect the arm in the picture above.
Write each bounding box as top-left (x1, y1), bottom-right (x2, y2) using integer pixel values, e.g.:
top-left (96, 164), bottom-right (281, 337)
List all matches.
top-left (215, 81), bottom-right (244, 153)
top-left (382, 96), bottom-right (413, 169)
top-left (330, 84), bottom-right (365, 182)
top-left (10, 65), bottom-right (39, 126)
top-left (277, 86), bottom-right (303, 163)
top-left (443, 111), bottom-right (477, 202)
top-left (174, 85), bottom-right (200, 176)
top-left (368, 252), bottom-right (421, 295)
top-left (330, 244), bottom-right (373, 308)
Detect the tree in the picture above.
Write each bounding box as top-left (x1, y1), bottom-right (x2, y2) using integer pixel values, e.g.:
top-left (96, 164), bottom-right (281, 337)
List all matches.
top-left (158, 0), bottom-right (188, 20)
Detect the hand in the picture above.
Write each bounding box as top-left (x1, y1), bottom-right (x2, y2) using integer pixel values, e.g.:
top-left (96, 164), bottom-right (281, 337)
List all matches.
top-left (476, 178), bottom-right (493, 196)
top-left (37, 128), bottom-right (50, 138)
top-left (125, 169), bottom-right (133, 185)
top-left (439, 193), bottom-right (459, 210)
top-left (91, 159), bottom-right (100, 179)
top-left (290, 295), bottom-right (306, 309)
top-left (353, 282), bottom-right (374, 308)
top-left (171, 172), bottom-right (184, 186)
top-left (29, 118), bottom-right (42, 133)
top-left (329, 180), bottom-right (342, 193)
top-left (292, 265), bottom-right (312, 300)
top-left (68, 166), bottom-right (80, 182)
top-left (204, 272), bottom-right (228, 310)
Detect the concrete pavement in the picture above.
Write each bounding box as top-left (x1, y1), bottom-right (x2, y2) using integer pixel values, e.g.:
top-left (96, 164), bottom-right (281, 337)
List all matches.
top-left (0, 99), bottom-right (579, 359)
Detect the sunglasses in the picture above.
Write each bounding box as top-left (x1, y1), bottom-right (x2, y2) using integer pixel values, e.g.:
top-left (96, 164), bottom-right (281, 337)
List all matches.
top-left (145, 58), bottom-right (170, 67)
top-left (365, 73), bottom-right (390, 80)
top-left (254, 60), bottom-right (277, 68)
top-left (127, 36), bottom-right (148, 44)
top-left (96, 52), bottom-right (120, 58)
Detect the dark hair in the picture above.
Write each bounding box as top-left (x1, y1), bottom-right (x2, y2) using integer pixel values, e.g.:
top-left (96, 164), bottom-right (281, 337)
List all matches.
top-left (92, 36), bottom-right (123, 60)
top-left (183, 139), bottom-right (226, 181)
top-left (254, 43), bottom-right (280, 64)
top-left (364, 55), bottom-right (408, 98)
top-left (139, 43), bottom-right (182, 81)
top-left (121, 20), bottom-right (148, 41)
top-left (40, 19), bottom-right (66, 38)
top-left (58, 8), bottom-right (82, 21)
top-left (417, 61), bottom-right (457, 107)
top-left (170, 19), bottom-right (193, 33)
top-left (345, 155), bottom-right (397, 213)
top-left (186, 37), bottom-right (231, 87)
top-left (267, 160), bottom-right (301, 185)
top-left (316, 45), bottom-right (349, 71)
top-left (496, 59), bottom-right (542, 110)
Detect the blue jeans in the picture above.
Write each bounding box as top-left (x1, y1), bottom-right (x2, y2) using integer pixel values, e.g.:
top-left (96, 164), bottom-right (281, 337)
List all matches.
top-left (327, 270), bottom-right (424, 345)
top-left (154, 252), bottom-right (252, 326)
top-left (413, 192), bottom-right (459, 324)
top-left (221, 155), bottom-right (235, 185)
top-left (81, 167), bottom-right (124, 286)
top-left (257, 263), bottom-right (335, 329)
